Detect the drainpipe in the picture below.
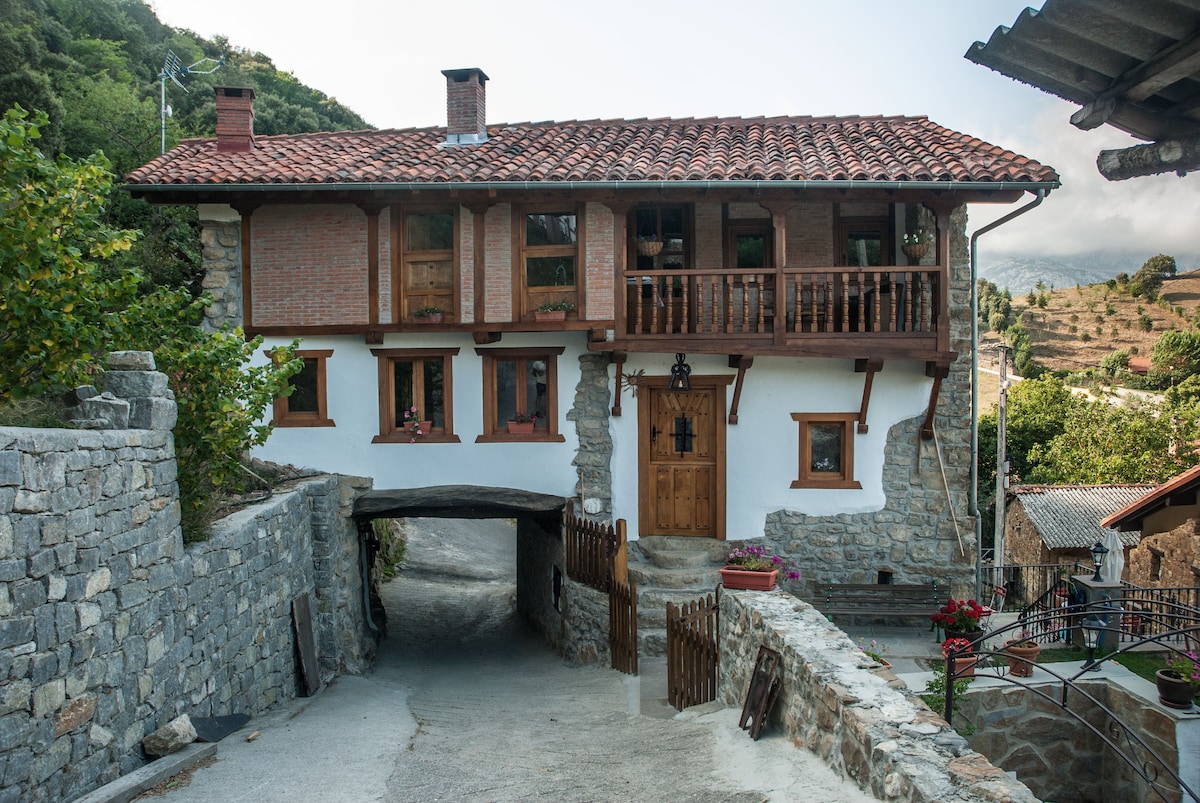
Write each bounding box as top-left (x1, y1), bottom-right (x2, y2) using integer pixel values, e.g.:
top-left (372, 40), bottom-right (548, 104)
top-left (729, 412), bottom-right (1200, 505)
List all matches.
top-left (969, 189), bottom-right (1045, 601)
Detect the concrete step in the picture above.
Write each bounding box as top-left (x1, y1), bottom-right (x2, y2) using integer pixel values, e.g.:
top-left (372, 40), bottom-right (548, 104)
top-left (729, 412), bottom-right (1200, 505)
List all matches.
top-left (638, 627), bottom-right (667, 657)
top-left (629, 562), bottom-right (720, 589)
top-left (634, 536), bottom-right (738, 567)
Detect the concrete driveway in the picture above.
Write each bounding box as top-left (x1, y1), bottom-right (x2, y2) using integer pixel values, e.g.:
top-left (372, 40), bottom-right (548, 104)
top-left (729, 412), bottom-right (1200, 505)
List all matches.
top-left (150, 519), bottom-right (873, 802)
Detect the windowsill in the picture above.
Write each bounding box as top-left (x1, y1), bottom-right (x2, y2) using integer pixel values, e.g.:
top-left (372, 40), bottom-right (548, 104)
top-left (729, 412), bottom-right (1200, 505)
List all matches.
top-left (475, 433), bottom-right (566, 444)
top-left (790, 479), bottom-right (862, 490)
top-left (273, 417), bottom-right (336, 428)
top-left (371, 433), bottom-right (462, 444)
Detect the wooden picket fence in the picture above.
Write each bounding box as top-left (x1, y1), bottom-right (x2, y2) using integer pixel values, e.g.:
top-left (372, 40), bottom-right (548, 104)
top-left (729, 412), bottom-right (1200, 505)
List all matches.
top-left (666, 589), bottom-right (720, 710)
top-left (563, 499), bottom-right (627, 591)
top-left (609, 579), bottom-right (638, 675)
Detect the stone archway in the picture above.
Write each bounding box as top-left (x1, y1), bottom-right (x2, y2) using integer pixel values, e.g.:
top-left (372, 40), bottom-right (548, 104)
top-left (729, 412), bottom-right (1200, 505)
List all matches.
top-left (353, 486), bottom-right (568, 648)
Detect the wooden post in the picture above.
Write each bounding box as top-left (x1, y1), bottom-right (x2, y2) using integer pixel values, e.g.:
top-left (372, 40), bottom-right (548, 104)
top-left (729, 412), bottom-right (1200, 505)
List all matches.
top-left (612, 518), bottom-right (628, 585)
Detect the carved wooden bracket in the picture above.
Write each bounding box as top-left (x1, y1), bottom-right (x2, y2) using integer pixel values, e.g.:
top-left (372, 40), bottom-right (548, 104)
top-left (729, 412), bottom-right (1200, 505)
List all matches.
top-left (364, 330), bottom-right (384, 345)
top-left (727, 355), bottom-right (754, 424)
top-left (472, 331), bottom-right (501, 345)
top-left (921, 361), bottom-right (951, 440)
top-left (855, 358), bottom-right (884, 434)
top-left (611, 351), bottom-right (628, 416)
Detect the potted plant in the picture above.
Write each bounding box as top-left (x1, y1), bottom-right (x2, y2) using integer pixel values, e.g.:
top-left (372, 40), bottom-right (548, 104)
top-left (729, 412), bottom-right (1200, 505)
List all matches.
top-left (534, 300), bottom-right (574, 322)
top-left (635, 233), bottom-right (662, 257)
top-left (506, 411), bottom-right (537, 435)
top-left (900, 229), bottom-right (931, 263)
top-left (941, 637), bottom-right (978, 680)
top-left (402, 407), bottom-right (432, 443)
top-left (1002, 633), bottom-right (1042, 678)
top-left (1155, 650), bottom-right (1200, 710)
top-left (930, 598), bottom-right (986, 645)
top-left (859, 639), bottom-right (891, 669)
top-left (413, 306), bottom-right (444, 324)
top-left (719, 544), bottom-right (800, 591)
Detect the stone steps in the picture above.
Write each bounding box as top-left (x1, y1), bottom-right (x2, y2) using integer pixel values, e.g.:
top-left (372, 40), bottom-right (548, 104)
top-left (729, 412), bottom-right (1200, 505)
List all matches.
top-left (628, 537), bottom-right (730, 657)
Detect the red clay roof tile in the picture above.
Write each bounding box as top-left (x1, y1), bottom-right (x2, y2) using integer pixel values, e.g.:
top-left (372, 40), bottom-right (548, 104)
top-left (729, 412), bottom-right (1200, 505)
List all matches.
top-left (126, 115), bottom-right (1059, 187)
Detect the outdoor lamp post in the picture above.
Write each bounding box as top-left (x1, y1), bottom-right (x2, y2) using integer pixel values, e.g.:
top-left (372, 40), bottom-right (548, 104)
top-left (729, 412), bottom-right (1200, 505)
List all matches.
top-left (1089, 541), bottom-right (1109, 582)
top-left (1081, 613), bottom-right (1105, 671)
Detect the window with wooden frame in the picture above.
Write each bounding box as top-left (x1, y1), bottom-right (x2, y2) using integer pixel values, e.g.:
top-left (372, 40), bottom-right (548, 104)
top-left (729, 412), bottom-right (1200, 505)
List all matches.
top-left (790, 413), bottom-right (862, 489)
top-left (837, 218), bottom-right (891, 267)
top-left (726, 221), bottom-right (774, 269)
top-left (475, 347), bottom-right (565, 442)
top-left (520, 210), bottom-right (579, 319)
top-left (371, 347), bottom-right (460, 443)
top-left (398, 209), bottom-right (457, 322)
top-left (272, 350), bottom-right (335, 427)
top-left (632, 205), bottom-right (690, 270)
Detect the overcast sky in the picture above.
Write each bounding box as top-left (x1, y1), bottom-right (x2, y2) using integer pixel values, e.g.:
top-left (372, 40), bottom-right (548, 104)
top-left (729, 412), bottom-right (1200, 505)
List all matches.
top-left (149, 0), bottom-right (1196, 263)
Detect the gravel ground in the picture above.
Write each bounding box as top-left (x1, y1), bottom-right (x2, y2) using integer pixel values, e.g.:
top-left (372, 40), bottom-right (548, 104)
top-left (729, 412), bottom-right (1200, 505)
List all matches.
top-left (154, 518), bottom-right (875, 802)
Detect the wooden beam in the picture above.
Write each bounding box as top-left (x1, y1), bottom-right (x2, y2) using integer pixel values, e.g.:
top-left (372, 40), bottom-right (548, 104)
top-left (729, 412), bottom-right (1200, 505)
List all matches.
top-left (230, 203), bottom-right (259, 333)
top-left (610, 350), bottom-right (627, 417)
top-left (854, 358), bottom-right (883, 434)
top-left (921, 362), bottom-right (950, 441)
top-left (1097, 134), bottom-right (1200, 180)
top-left (472, 331), bottom-right (501, 345)
top-left (364, 330), bottom-right (383, 345)
top-left (357, 204), bottom-right (384, 327)
top-left (727, 355), bottom-right (754, 425)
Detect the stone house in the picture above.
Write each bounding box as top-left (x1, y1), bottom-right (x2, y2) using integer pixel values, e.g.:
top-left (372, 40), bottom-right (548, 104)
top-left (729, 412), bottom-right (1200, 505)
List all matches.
top-left (1004, 484), bottom-right (1150, 574)
top-left (126, 68), bottom-right (1058, 594)
top-left (1102, 464), bottom-right (1200, 588)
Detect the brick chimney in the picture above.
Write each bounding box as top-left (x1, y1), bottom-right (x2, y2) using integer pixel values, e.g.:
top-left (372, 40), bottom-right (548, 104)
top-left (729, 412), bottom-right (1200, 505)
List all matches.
top-left (441, 68), bottom-right (488, 145)
top-left (214, 87), bottom-right (256, 153)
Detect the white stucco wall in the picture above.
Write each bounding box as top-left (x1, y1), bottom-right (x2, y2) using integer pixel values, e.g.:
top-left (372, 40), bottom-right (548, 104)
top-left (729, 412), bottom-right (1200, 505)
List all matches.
top-left (609, 353), bottom-right (932, 540)
top-left (252, 332), bottom-right (585, 497)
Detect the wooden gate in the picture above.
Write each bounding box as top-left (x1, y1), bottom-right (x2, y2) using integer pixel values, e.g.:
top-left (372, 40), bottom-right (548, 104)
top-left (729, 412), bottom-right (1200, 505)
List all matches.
top-left (609, 580), bottom-right (638, 674)
top-left (666, 588), bottom-right (720, 710)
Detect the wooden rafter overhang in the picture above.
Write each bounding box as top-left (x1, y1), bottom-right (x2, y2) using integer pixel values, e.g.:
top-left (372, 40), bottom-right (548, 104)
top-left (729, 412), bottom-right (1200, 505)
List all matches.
top-left (920, 361), bottom-right (952, 441)
top-left (727, 355), bottom-right (754, 425)
top-left (587, 337), bottom-right (956, 364)
top-left (854, 358), bottom-right (884, 434)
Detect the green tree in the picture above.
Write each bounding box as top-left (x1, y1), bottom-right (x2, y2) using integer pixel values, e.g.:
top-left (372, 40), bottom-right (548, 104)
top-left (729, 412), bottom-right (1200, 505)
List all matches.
top-left (1151, 330), bottom-right (1200, 386)
top-left (0, 106), bottom-right (138, 397)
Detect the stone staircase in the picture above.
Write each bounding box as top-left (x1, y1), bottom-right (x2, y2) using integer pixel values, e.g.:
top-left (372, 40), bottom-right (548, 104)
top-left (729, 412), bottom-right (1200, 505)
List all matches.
top-left (628, 536), bottom-right (736, 657)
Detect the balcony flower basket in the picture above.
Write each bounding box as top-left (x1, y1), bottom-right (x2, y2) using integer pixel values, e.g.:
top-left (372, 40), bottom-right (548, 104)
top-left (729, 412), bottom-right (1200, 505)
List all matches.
top-left (719, 545), bottom-right (800, 590)
top-left (1003, 638), bottom-right (1041, 678)
top-left (506, 412), bottom-right (537, 435)
top-left (636, 234), bottom-right (663, 257)
top-left (413, 306), bottom-right (444, 324)
top-left (534, 300), bottom-right (573, 322)
top-left (901, 230), bottom-right (931, 263)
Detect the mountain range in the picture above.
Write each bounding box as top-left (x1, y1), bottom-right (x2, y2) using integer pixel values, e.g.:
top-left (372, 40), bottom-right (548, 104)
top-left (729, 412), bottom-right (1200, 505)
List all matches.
top-left (978, 252), bottom-right (1200, 295)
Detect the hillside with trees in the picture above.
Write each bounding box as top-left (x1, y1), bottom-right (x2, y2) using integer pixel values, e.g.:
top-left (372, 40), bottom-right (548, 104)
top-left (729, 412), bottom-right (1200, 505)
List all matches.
top-left (0, 0), bottom-right (368, 292)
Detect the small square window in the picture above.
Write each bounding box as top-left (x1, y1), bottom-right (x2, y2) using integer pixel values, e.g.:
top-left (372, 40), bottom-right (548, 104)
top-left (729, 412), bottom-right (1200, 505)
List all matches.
top-left (272, 350), bottom-right (334, 427)
top-left (476, 347), bottom-right (566, 442)
top-left (371, 348), bottom-right (460, 443)
top-left (790, 413), bottom-right (861, 489)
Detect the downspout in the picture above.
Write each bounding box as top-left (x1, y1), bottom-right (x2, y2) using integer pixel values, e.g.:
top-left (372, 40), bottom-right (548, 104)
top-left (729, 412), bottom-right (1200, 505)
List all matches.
top-left (968, 189), bottom-right (1045, 600)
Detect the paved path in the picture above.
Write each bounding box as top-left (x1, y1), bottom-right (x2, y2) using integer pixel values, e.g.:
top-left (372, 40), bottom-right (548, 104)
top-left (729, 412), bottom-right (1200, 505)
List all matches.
top-left (153, 520), bottom-right (874, 802)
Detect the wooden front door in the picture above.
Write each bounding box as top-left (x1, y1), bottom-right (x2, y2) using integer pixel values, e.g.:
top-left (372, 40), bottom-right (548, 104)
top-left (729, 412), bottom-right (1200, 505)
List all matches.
top-left (638, 382), bottom-right (726, 538)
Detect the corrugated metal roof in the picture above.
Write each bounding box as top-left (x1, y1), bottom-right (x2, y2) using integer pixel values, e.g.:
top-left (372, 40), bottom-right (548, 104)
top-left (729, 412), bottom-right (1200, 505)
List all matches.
top-left (966, 0), bottom-right (1200, 143)
top-left (1012, 484), bottom-right (1152, 549)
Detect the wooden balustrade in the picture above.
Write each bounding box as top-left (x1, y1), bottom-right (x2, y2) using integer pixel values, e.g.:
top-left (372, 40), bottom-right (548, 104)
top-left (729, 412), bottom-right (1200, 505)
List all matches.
top-left (621, 266), bottom-right (943, 347)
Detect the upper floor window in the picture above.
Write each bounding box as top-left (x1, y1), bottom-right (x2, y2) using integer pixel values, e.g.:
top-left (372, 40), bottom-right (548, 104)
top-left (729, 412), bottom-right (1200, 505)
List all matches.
top-left (838, 218), bottom-right (890, 267)
top-left (371, 347), bottom-right (460, 443)
top-left (790, 413), bottom-right (862, 489)
top-left (272, 349), bottom-right (335, 427)
top-left (726, 222), bottom-right (774, 269)
top-left (633, 206), bottom-right (689, 271)
top-left (522, 210), bottom-right (578, 319)
top-left (399, 210), bottom-right (456, 322)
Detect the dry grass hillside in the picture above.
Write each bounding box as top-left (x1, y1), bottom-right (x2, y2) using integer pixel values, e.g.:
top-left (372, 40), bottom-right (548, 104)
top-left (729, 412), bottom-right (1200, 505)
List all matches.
top-left (980, 269), bottom-right (1200, 377)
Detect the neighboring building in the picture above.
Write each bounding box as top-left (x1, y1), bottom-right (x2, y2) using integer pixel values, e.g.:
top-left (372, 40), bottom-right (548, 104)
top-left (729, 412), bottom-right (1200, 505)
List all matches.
top-left (126, 69), bottom-right (1058, 591)
top-left (1005, 485), bottom-right (1150, 572)
top-left (1102, 465), bottom-right (1200, 588)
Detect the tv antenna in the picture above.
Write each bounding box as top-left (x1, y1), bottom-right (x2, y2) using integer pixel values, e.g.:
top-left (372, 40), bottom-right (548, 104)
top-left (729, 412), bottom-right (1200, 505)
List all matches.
top-left (159, 49), bottom-right (224, 153)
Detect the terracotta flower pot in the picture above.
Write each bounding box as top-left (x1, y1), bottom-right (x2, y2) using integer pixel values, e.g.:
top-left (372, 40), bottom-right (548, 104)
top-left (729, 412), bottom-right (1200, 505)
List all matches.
top-left (944, 654), bottom-right (978, 680)
top-left (1156, 669), bottom-right (1196, 710)
top-left (413, 313), bottom-right (443, 324)
top-left (1004, 641), bottom-right (1042, 678)
top-left (718, 566), bottom-right (778, 591)
top-left (534, 310), bottom-right (567, 322)
top-left (506, 421), bottom-right (535, 435)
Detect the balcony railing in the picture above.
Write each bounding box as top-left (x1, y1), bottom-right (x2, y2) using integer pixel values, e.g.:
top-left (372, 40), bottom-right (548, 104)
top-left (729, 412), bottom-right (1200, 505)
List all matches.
top-left (621, 266), bottom-right (944, 350)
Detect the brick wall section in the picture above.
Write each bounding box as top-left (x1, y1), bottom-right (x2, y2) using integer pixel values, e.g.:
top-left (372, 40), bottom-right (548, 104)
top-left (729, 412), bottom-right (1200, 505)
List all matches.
top-left (483, 204), bottom-right (512, 322)
top-left (693, 203), bottom-right (723, 270)
top-left (378, 207), bottom-right (393, 324)
top-left (458, 207), bottom-right (475, 323)
top-left (252, 205), bottom-right (369, 327)
top-left (445, 72), bottom-right (485, 138)
top-left (719, 592), bottom-right (1038, 803)
top-left (788, 203), bottom-right (834, 266)
top-left (584, 203), bottom-right (613, 321)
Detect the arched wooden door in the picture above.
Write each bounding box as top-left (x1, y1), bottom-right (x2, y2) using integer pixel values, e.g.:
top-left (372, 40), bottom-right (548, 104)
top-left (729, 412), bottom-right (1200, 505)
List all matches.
top-left (637, 377), bottom-right (728, 538)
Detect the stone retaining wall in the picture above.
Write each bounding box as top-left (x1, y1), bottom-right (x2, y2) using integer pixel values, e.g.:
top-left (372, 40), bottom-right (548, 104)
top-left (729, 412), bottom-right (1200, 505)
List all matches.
top-left (0, 355), bottom-right (371, 802)
top-left (515, 517), bottom-right (564, 652)
top-left (719, 591), bottom-right (1038, 803)
top-left (560, 582), bottom-right (609, 666)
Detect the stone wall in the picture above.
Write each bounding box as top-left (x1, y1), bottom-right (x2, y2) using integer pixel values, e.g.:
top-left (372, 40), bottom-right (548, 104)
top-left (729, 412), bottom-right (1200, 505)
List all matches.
top-left (568, 353), bottom-right (613, 522)
top-left (515, 517), bottom-right (564, 651)
top-left (559, 582), bottom-right (609, 666)
top-left (0, 356), bottom-right (371, 802)
top-left (962, 679), bottom-right (1198, 803)
top-left (1127, 519), bottom-right (1200, 589)
top-left (757, 206), bottom-right (977, 596)
top-left (719, 591), bottom-right (1037, 803)
top-left (198, 217), bottom-right (242, 332)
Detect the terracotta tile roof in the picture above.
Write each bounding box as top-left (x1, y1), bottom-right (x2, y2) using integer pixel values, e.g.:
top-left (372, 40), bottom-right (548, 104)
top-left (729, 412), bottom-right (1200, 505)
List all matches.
top-left (1011, 485), bottom-right (1153, 549)
top-left (125, 115), bottom-right (1059, 187)
top-left (1101, 463), bottom-right (1200, 531)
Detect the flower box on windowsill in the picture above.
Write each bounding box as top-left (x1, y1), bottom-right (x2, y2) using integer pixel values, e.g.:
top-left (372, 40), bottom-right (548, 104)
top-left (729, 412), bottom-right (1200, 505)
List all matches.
top-left (506, 421), bottom-right (535, 435)
top-left (718, 566), bottom-right (778, 591)
top-left (534, 310), bottom-right (567, 322)
top-left (413, 313), bottom-right (443, 324)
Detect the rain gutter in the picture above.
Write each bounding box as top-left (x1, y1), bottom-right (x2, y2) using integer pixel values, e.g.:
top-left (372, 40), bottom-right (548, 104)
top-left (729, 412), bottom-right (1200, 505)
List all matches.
top-left (968, 188), bottom-right (1046, 600)
top-left (126, 179), bottom-right (1061, 195)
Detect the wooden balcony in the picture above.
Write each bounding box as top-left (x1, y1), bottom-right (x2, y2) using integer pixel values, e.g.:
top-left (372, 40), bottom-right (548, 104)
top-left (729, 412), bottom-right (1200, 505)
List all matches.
top-left (613, 265), bottom-right (950, 361)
